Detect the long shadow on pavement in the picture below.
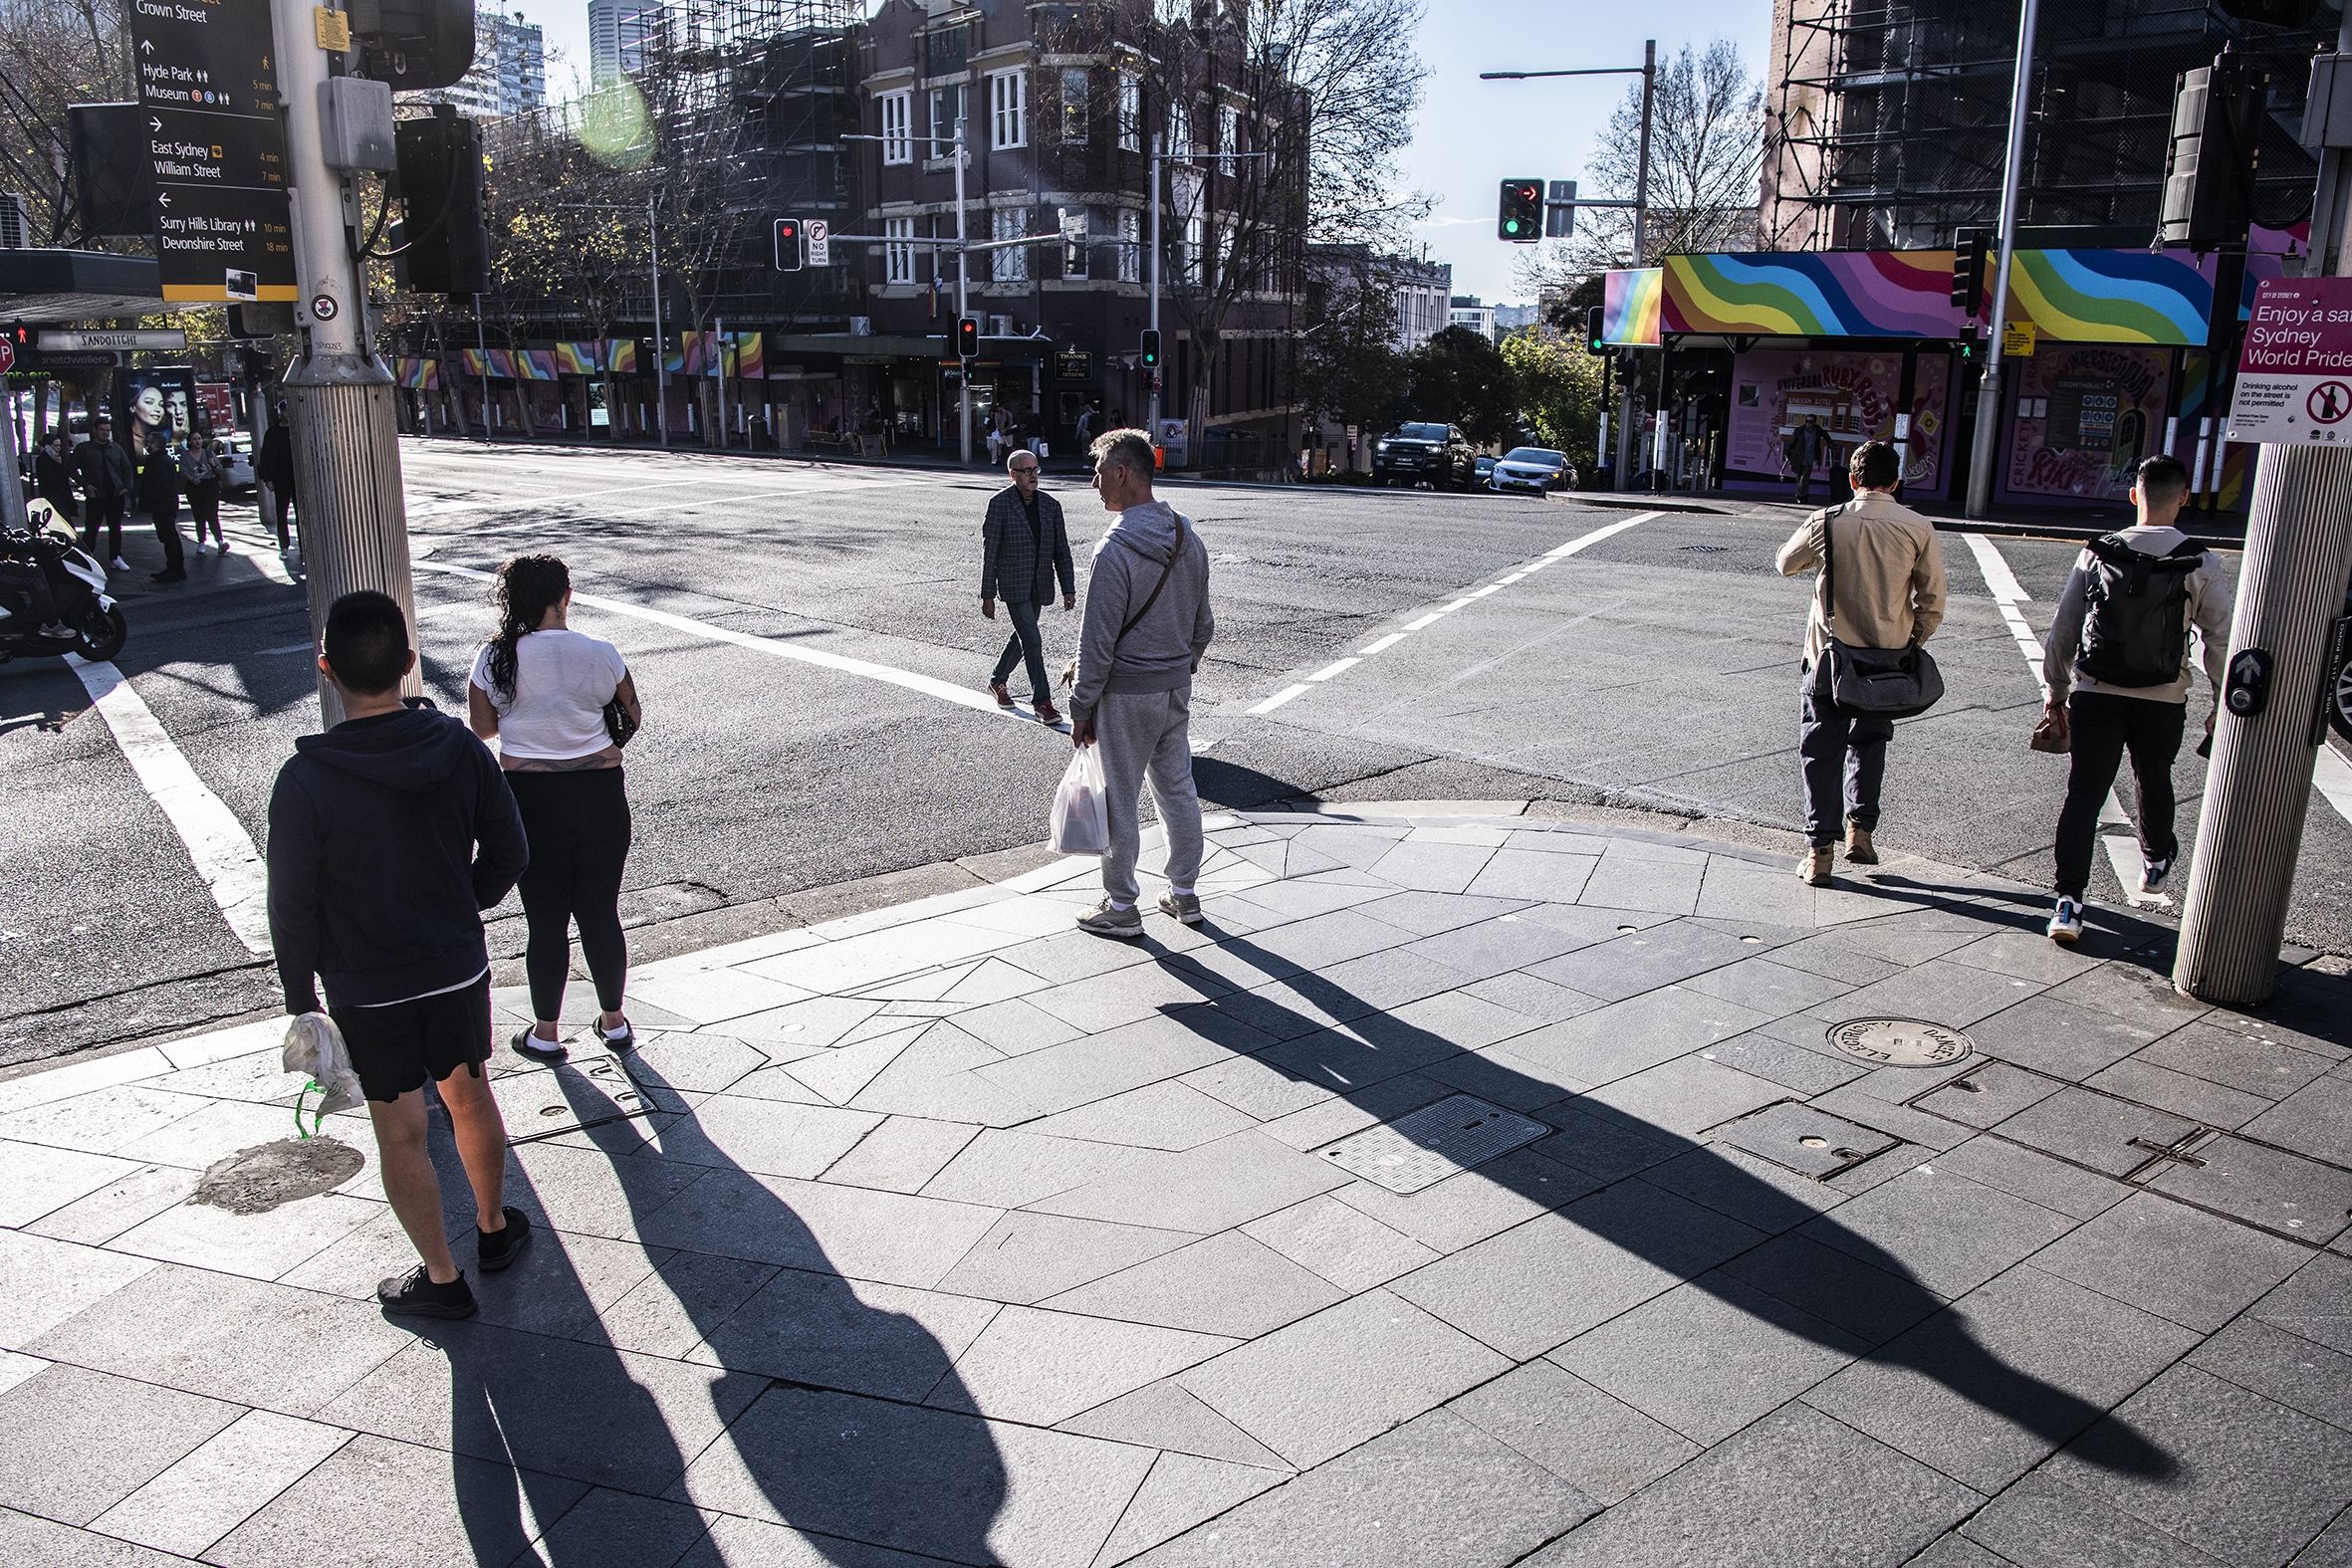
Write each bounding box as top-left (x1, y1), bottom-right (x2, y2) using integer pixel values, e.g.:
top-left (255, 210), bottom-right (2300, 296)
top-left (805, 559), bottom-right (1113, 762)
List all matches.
top-left (1142, 899), bottom-right (2178, 1483)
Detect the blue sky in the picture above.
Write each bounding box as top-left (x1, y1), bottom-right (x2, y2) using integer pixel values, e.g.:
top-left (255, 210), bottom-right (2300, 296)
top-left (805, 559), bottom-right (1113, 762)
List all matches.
top-left (523, 0), bottom-right (1775, 308)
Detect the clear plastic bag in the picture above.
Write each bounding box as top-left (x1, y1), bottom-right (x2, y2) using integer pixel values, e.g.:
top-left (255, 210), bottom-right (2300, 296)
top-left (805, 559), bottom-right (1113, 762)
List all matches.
top-left (282, 1011), bottom-right (364, 1134)
top-left (1051, 743), bottom-right (1109, 855)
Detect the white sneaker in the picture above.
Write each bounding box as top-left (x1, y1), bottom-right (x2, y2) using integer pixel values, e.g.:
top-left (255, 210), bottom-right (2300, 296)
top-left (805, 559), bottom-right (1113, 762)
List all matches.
top-left (2138, 857), bottom-right (2172, 894)
top-left (111, 557), bottom-right (128, 570)
top-left (194, 542), bottom-right (208, 556)
top-left (2047, 897), bottom-right (2083, 944)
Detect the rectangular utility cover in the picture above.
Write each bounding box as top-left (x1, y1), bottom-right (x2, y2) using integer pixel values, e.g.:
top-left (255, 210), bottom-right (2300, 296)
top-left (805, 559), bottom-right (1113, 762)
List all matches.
top-left (495, 1051), bottom-right (658, 1145)
top-left (1316, 1095), bottom-right (1550, 1195)
top-left (321, 78), bottom-right (398, 172)
top-left (1712, 1101), bottom-right (1898, 1180)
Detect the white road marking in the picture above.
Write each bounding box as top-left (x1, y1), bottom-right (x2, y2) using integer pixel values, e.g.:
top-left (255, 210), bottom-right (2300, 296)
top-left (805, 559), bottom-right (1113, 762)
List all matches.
top-left (417, 561), bottom-right (1015, 720)
top-left (2314, 744), bottom-right (2352, 828)
top-left (1968, 534), bottom-right (2164, 907)
top-left (1244, 513), bottom-right (1660, 717)
top-left (67, 657), bottom-right (271, 956)
top-left (1248, 684), bottom-right (1314, 716)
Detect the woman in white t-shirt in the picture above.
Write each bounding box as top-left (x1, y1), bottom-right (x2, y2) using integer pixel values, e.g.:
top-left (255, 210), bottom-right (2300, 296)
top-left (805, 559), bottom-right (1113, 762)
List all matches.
top-left (467, 554), bottom-right (644, 1062)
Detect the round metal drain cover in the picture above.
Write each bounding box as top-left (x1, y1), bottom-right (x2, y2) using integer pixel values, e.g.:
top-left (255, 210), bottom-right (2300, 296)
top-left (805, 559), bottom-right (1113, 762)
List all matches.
top-left (1824, 1017), bottom-right (1973, 1067)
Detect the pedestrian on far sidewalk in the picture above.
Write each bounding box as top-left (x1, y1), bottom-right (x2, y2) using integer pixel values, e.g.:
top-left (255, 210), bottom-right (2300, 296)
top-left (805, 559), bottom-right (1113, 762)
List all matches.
top-left (1775, 438), bottom-right (1949, 885)
top-left (258, 402), bottom-right (299, 558)
top-left (33, 431), bottom-right (79, 529)
top-left (467, 554), bottom-right (643, 1062)
top-left (982, 448), bottom-right (1076, 724)
top-left (1784, 413), bottom-right (1826, 503)
top-left (267, 590), bottom-right (533, 1320)
top-left (181, 427), bottom-right (226, 555)
top-left (1068, 427), bottom-right (1214, 937)
top-left (2039, 454), bottom-right (2232, 943)
top-left (73, 418), bottom-right (131, 570)
top-left (137, 431), bottom-right (185, 583)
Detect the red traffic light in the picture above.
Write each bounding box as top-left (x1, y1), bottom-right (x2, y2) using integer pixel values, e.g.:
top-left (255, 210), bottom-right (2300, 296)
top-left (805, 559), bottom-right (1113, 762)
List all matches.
top-left (956, 315), bottom-right (980, 356)
top-left (774, 218), bottom-right (804, 271)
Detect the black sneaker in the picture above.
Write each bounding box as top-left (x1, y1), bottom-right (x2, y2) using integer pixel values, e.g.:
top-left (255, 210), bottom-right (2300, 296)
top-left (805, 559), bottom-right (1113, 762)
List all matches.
top-left (475, 1206), bottom-right (532, 1273)
top-left (378, 1263), bottom-right (477, 1319)
top-left (511, 1026), bottom-right (567, 1063)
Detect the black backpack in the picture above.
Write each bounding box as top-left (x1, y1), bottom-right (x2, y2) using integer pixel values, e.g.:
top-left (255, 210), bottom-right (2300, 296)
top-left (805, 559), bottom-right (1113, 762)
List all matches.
top-left (2078, 534), bottom-right (2205, 688)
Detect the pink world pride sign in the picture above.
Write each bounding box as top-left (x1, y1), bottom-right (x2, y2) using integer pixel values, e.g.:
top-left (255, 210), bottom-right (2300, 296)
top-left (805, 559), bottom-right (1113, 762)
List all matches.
top-left (2229, 277), bottom-right (2352, 446)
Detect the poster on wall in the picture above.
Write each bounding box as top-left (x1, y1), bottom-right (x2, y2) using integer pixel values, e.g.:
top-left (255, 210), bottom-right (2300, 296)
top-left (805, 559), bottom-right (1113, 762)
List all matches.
top-left (112, 367), bottom-right (197, 464)
top-left (1723, 348), bottom-right (1953, 498)
top-left (2001, 343), bottom-right (2170, 504)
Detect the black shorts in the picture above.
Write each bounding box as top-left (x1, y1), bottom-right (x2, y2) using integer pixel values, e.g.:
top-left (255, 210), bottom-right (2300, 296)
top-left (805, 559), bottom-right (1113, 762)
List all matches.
top-left (332, 974), bottom-right (494, 1103)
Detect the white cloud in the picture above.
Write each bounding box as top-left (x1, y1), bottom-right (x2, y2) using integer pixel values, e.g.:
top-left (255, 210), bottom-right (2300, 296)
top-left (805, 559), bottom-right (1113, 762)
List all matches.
top-left (1414, 215), bottom-right (1478, 229)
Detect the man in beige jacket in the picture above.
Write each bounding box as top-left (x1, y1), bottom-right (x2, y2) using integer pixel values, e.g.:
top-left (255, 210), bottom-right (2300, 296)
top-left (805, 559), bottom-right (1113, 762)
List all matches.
top-left (1774, 440), bottom-right (1949, 885)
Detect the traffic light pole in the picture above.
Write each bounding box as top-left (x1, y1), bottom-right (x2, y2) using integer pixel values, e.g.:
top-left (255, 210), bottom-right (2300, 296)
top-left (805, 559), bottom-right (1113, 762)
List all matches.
top-left (956, 116), bottom-right (971, 466)
top-left (2173, 12), bottom-right (2352, 1005)
top-left (275, 0), bottom-right (415, 725)
top-left (1964, 0), bottom-right (2039, 519)
top-left (1148, 133), bottom-right (1163, 448)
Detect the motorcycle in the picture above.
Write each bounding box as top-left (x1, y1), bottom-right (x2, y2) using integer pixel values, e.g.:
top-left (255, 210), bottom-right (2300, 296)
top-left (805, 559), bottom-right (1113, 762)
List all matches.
top-left (0, 502), bottom-right (127, 663)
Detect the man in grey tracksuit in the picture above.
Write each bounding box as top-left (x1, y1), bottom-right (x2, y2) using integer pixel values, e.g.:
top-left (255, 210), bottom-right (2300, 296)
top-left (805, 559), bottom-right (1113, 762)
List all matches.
top-left (1068, 428), bottom-right (1214, 936)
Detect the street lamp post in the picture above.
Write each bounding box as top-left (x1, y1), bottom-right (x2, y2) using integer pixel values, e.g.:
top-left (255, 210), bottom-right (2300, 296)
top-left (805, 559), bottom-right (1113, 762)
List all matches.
top-left (956, 114), bottom-right (971, 466)
top-left (1148, 132), bottom-right (1162, 445)
top-left (1965, 0), bottom-right (2041, 518)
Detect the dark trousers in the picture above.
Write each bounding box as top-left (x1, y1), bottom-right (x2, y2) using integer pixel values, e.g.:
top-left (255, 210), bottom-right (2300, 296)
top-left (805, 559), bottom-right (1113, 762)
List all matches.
top-left (2052, 691), bottom-right (2186, 898)
top-left (186, 480), bottom-right (222, 545)
top-left (150, 500), bottom-right (183, 574)
top-left (507, 769), bottom-right (633, 1020)
top-left (1799, 668), bottom-right (1894, 846)
top-left (991, 597), bottom-right (1052, 699)
top-left (82, 497), bottom-right (124, 560)
top-left (265, 483), bottom-right (297, 551)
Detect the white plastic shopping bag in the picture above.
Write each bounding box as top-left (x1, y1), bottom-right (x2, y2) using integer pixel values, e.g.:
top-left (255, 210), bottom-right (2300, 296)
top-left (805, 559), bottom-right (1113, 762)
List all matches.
top-left (283, 1011), bottom-right (364, 1133)
top-left (1051, 743), bottom-right (1110, 855)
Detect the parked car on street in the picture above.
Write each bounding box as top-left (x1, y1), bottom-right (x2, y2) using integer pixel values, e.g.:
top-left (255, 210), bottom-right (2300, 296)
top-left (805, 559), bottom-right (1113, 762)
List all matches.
top-left (219, 433), bottom-right (257, 497)
top-left (1489, 447), bottom-right (1576, 494)
top-left (1473, 455), bottom-right (1497, 488)
top-left (1373, 423), bottom-right (1477, 490)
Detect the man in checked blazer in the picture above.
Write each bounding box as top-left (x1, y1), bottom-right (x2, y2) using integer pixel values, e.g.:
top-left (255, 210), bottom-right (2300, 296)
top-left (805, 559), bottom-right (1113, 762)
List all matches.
top-left (981, 448), bottom-right (1077, 724)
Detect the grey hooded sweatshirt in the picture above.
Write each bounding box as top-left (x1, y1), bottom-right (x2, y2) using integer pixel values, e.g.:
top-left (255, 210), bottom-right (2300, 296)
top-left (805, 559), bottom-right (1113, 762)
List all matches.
top-left (1069, 498), bottom-right (1214, 723)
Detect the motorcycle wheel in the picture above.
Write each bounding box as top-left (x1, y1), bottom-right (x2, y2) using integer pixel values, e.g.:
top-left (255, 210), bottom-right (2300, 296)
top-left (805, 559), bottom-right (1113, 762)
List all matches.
top-left (77, 605), bottom-right (127, 663)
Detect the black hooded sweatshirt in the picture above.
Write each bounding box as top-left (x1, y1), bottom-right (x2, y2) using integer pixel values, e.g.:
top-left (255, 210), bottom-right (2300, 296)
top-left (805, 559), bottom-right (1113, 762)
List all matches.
top-left (267, 705), bottom-right (528, 1014)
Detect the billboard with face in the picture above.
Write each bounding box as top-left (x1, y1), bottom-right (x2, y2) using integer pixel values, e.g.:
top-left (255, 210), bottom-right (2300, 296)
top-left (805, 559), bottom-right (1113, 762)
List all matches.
top-left (114, 366), bottom-right (198, 461)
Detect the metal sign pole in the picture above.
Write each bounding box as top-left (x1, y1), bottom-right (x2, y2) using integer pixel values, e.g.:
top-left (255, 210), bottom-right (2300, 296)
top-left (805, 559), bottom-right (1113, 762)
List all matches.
top-left (1966, 0), bottom-right (2040, 519)
top-left (956, 115), bottom-right (971, 466)
top-left (1148, 132), bottom-right (1163, 445)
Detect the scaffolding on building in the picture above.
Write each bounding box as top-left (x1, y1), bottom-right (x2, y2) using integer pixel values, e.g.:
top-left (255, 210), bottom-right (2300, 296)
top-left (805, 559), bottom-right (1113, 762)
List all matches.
top-left (1762, 0), bottom-right (2337, 253)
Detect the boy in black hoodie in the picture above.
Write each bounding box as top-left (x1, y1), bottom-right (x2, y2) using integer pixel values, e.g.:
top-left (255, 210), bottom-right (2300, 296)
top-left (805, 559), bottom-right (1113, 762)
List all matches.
top-left (268, 591), bottom-right (532, 1319)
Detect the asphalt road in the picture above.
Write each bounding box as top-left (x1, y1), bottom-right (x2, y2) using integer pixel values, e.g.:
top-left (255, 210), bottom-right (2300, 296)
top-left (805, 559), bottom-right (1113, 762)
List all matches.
top-left (4, 440), bottom-right (2347, 1069)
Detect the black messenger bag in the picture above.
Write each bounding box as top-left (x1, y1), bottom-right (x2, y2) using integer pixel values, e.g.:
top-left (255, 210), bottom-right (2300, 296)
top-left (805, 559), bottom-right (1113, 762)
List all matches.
top-left (1814, 507), bottom-right (1945, 720)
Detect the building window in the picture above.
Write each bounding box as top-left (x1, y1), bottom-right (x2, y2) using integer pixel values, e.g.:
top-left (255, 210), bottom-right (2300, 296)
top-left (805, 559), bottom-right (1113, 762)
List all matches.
top-left (992, 207), bottom-right (1029, 282)
top-left (1117, 72), bottom-right (1140, 151)
top-left (1180, 213), bottom-right (1202, 284)
top-left (1061, 68), bottom-right (1088, 143)
top-left (1218, 103), bottom-right (1239, 173)
top-left (884, 215), bottom-right (914, 284)
top-left (1118, 208), bottom-right (1140, 282)
top-left (1168, 97), bottom-right (1191, 160)
top-left (879, 90), bottom-right (911, 164)
top-left (923, 24), bottom-right (967, 79)
top-left (930, 85), bottom-right (964, 157)
top-left (990, 69), bottom-right (1027, 150)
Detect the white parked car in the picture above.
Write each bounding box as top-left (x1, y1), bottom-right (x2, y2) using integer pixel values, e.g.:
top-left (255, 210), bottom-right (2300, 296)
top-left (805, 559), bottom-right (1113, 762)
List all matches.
top-left (218, 433), bottom-right (257, 496)
top-left (1489, 447), bottom-right (1576, 494)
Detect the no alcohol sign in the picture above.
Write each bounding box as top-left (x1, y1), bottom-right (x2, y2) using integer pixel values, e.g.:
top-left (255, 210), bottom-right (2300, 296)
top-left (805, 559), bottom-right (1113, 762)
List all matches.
top-left (130, 0), bottom-right (295, 304)
top-left (2228, 277), bottom-right (2352, 446)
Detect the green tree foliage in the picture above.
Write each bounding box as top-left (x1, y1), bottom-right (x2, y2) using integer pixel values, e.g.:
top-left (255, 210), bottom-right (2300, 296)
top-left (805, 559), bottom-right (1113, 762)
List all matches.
top-left (1400, 325), bottom-right (1519, 446)
top-left (1502, 329), bottom-right (1606, 471)
top-left (1298, 261), bottom-right (1408, 437)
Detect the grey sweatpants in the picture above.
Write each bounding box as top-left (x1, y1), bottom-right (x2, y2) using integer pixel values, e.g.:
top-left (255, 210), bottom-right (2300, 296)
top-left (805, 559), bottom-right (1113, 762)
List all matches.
top-left (1094, 687), bottom-right (1204, 906)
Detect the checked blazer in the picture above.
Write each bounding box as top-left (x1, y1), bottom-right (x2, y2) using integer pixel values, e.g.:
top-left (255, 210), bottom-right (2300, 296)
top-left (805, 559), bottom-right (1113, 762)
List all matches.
top-left (980, 485), bottom-right (1076, 604)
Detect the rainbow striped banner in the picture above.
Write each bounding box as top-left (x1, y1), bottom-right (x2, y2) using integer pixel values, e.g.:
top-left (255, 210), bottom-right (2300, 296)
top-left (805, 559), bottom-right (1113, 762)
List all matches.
top-left (729, 332), bottom-right (763, 379)
top-left (555, 340), bottom-right (600, 375)
top-left (1663, 251), bottom-right (1959, 337)
top-left (395, 357), bottom-right (441, 390)
top-left (2002, 250), bottom-right (2215, 346)
top-left (519, 349), bottom-right (561, 381)
top-left (608, 338), bottom-right (638, 374)
top-left (1604, 268), bottom-right (1663, 345)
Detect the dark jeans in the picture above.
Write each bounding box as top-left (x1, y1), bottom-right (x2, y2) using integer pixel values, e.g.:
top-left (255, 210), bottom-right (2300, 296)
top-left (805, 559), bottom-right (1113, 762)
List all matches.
top-left (2052, 691), bottom-right (2186, 897)
top-left (1799, 666), bottom-right (1895, 845)
top-left (186, 480), bottom-right (222, 545)
top-left (266, 483), bottom-right (298, 551)
top-left (150, 500), bottom-right (183, 574)
top-left (991, 597), bottom-right (1052, 699)
top-left (82, 497), bottom-right (124, 560)
top-left (507, 768), bottom-right (632, 1020)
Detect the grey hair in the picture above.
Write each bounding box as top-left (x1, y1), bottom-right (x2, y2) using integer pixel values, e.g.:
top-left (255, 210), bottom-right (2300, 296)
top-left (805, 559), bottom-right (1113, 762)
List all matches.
top-left (1089, 427), bottom-right (1154, 483)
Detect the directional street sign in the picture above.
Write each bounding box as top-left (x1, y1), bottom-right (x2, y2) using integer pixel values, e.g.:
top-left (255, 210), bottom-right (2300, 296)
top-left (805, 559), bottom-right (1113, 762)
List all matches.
top-left (38, 331), bottom-right (187, 350)
top-left (130, 0), bottom-right (295, 304)
top-left (2229, 277), bottom-right (2352, 446)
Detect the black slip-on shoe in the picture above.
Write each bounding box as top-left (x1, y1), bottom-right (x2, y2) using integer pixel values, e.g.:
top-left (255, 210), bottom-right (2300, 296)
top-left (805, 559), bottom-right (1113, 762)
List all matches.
top-left (511, 1027), bottom-right (568, 1063)
top-left (595, 1019), bottom-right (636, 1053)
top-left (378, 1263), bottom-right (477, 1319)
top-left (475, 1207), bottom-right (533, 1273)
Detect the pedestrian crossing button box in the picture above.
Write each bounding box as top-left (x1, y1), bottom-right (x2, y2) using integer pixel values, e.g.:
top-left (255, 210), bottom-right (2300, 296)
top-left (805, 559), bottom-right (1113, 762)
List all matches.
top-left (2225, 648), bottom-right (2271, 717)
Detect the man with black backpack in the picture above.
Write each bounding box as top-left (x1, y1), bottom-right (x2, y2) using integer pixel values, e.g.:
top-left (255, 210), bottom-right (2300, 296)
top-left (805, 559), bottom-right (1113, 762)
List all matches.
top-left (2040, 454), bottom-right (2234, 942)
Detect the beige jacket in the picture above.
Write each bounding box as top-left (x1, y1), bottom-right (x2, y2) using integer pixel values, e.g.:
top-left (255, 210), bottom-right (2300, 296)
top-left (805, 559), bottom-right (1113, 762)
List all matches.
top-left (1775, 489), bottom-right (1949, 665)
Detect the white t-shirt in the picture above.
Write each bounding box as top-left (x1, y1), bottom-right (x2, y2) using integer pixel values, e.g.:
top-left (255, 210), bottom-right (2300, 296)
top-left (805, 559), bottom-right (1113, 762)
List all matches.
top-left (469, 629), bottom-right (628, 761)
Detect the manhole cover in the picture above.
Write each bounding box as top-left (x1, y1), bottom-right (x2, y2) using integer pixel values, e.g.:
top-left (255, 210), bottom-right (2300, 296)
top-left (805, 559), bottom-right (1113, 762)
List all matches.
top-left (1712, 1102), bottom-right (1898, 1179)
top-left (1317, 1095), bottom-right (1550, 1195)
top-left (191, 1138), bottom-right (365, 1216)
top-left (1825, 1017), bottom-right (1973, 1067)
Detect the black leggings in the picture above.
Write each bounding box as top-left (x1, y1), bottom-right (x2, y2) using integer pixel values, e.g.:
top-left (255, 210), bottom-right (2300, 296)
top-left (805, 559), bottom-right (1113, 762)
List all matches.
top-left (507, 768), bottom-right (632, 1020)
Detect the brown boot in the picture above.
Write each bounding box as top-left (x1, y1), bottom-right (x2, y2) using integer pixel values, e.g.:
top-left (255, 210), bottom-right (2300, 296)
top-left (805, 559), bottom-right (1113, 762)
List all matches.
top-left (1846, 819), bottom-right (1878, 865)
top-left (1799, 846), bottom-right (1834, 886)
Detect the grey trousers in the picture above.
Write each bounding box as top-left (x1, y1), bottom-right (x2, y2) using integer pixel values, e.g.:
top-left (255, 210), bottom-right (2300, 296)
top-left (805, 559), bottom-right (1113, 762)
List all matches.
top-left (1094, 687), bottom-right (1204, 905)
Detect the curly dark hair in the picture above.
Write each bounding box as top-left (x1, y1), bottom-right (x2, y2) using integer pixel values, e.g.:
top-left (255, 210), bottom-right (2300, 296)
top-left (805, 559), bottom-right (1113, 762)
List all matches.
top-left (484, 554), bottom-right (571, 700)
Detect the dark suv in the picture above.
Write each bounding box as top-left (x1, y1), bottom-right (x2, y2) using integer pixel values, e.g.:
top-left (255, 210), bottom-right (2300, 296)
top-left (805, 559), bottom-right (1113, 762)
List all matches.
top-left (1373, 422), bottom-right (1476, 489)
